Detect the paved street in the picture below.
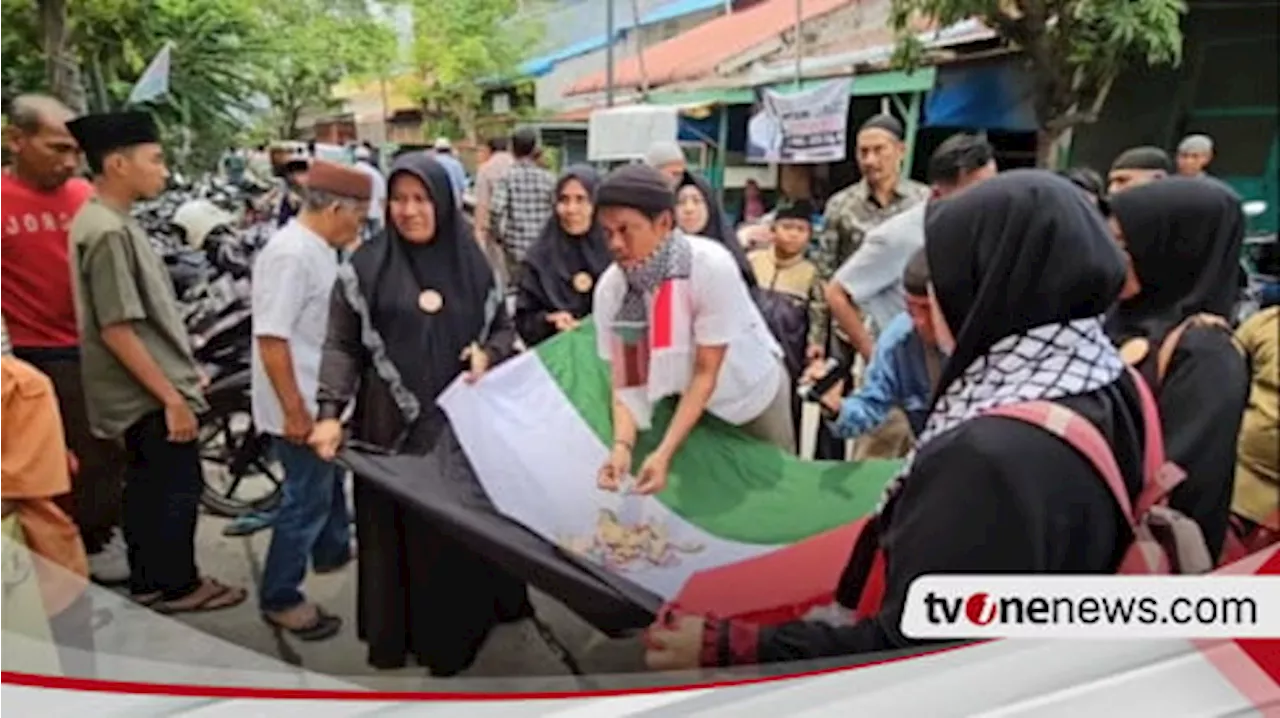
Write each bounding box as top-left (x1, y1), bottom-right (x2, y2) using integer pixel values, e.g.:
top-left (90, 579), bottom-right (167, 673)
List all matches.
top-left (82, 406), bottom-right (830, 689)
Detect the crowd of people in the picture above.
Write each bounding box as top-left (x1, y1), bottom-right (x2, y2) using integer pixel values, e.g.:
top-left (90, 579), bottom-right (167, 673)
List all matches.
top-left (1, 90), bottom-right (1276, 678)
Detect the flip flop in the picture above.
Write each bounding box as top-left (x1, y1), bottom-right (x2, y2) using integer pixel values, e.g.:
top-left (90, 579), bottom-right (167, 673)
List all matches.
top-left (262, 606), bottom-right (342, 642)
top-left (222, 511), bottom-right (274, 537)
top-left (131, 591), bottom-right (162, 607)
top-left (153, 578), bottom-right (248, 615)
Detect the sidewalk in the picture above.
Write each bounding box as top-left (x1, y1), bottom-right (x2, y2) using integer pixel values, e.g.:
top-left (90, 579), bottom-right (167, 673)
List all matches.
top-left (135, 512), bottom-right (647, 690)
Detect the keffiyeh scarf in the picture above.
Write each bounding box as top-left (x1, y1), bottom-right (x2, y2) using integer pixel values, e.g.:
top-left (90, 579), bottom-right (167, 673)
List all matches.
top-left (609, 232), bottom-right (695, 428)
top-left (875, 316), bottom-right (1126, 513)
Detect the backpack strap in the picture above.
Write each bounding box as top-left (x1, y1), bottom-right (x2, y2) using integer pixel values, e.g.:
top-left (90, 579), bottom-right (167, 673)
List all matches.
top-left (1156, 313), bottom-right (1235, 384)
top-left (1125, 365), bottom-right (1189, 516)
top-left (986, 401), bottom-right (1138, 527)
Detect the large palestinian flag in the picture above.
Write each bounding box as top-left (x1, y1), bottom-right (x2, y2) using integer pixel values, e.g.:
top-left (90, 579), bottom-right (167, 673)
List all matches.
top-left (438, 320), bottom-right (902, 622)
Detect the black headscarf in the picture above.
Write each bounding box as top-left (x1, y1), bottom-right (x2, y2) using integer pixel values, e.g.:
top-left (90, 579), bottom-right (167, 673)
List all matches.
top-left (925, 170), bottom-right (1129, 403)
top-left (519, 165), bottom-right (612, 317)
top-left (676, 171), bottom-right (757, 288)
top-left (1106, 177), bottom-right (1244, 342)
top-left (349, 153), bottom-right (496, 404)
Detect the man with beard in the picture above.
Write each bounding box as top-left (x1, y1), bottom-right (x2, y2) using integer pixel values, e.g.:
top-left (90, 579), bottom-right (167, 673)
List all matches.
top-left (2, 94), bottom-right (129, 586)
top-left (811, 113), bottom-right (929, 459)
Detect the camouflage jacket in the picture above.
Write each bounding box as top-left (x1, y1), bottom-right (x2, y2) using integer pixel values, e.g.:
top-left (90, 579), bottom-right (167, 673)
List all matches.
top-left (813, 177), bottom-right (930, 347)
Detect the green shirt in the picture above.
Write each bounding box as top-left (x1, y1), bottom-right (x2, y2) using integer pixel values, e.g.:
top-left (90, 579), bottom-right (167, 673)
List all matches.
top-left (70, 197), bottom-right (207, 439)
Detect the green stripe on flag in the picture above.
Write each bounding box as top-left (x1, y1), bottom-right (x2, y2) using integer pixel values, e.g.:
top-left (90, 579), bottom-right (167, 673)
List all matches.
top-left (535, 320), bottom-right (902, 545)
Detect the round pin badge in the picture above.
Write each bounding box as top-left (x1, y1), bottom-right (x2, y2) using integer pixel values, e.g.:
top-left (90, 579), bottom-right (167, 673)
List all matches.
top-left (1119, 337), bottom-right (1150, 366)
top-left (418, 289), bottom-right (444, 314)
top-left (572, 271), bottom-right (594, 293)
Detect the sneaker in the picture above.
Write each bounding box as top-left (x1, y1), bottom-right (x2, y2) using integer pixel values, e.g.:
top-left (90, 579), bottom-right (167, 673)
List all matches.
top-left (88, 529), bottom-right (130, 585)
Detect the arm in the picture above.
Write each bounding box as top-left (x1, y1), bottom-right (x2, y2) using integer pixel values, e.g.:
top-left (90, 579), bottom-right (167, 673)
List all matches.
top-left (513, 264), bottom-right (554, 346)
top-left (611, 391), bottom-right (639, 449)
top-left (481, 291), bottom-right (519, 366)
top-left (655, 344), bottom-right (727, 459)
top-left (807, 275), bottom-right (829, 355)
top-left (824, 282), bottom-right (876, 361)
top-left (490, 175), bottom-right (510, 246)
top-left (826, 333), bottom-right (903, 439)
top-left (751, 429), bottom-right (1079, 663)
top-left (473, 172), bottom-right (492, 242)
top-left (82, 232), bottom-right (188, 410)
top-left (316, 283), bottom-right (365, 421)
top-left (252, 253), bottom-right (309, 423)
top-left (1158, 327), bottom-right (1250, 558)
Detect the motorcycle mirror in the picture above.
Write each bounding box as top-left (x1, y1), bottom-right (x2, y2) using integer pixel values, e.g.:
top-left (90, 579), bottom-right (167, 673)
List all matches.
top-left (1243, 200), bottom-right (1268, 218)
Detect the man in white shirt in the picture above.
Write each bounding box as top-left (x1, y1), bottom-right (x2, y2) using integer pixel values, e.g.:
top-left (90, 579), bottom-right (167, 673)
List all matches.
top-left (251, 161), bottom-right (369, 640)
top-left (591, 165), bottom-right (794, 496)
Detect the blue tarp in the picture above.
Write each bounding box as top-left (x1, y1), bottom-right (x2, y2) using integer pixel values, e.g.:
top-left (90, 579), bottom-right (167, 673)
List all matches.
top-left (641, 0), bottom-right (725, 25)
top-left (923, 63), bottom-right (1038, 132)
top-left (518, 0), bottom-right (726, 78)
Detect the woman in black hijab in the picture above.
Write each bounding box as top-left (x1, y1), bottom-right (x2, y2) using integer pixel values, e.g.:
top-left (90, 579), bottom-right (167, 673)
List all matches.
top-left (645, 171), bottom-right (1151, 668)
top-left (1106, 177), bottom-right (1249, 558)
top-left (310, 154), bottom-right (530, 675)
top-left (514, 165), bottom-right (612, 346)
top-left (674, 171), bottom-right (757, 289)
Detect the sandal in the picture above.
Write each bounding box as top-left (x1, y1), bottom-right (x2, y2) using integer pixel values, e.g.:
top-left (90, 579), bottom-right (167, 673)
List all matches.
top-left (262, 606), bottom-right (342, 641)
top-left (153, 578), bottom-right (248, 615)
top-left (131, 591), bottom-right (162, 607)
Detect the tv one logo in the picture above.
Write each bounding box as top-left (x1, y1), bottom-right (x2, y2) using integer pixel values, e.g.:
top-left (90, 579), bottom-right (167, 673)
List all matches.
top-left (926, 591), bottom-right (1001, 626)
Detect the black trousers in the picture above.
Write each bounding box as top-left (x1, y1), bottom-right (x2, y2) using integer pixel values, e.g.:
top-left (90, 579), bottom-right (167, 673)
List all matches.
top-left (122, 411), bottom-right (202, 599)
top-left (15, 351), bottom-right (126, 553)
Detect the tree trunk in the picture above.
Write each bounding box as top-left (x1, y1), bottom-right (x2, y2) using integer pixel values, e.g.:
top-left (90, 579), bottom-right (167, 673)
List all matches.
top-left (1036, 126), bottom-right (1074, 170)
top-left (38, 0), bottom-right (87, 113)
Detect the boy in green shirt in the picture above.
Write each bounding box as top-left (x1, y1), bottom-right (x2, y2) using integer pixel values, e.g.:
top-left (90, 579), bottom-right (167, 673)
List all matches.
top-left (68, 111), bottom-right (246, 613)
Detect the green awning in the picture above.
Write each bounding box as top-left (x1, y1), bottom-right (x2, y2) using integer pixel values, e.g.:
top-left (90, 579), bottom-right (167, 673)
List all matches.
top-left (651, 67), bottom-right (939, 109)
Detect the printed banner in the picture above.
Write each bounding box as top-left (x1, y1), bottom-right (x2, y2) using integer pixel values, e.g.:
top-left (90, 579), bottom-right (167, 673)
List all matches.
top-left (747, 78), bottom-right (853, 165)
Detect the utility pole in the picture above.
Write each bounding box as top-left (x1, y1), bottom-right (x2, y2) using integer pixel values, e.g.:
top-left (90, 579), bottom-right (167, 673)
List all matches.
top-left (794, 0), bottom-right (803, 89)
top-left (605, 0), bottom-right (616, 107)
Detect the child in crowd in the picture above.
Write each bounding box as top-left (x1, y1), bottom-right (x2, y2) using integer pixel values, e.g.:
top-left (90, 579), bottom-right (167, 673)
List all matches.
top-left (2, 349), bottom-right (94, 675)
top-left (748, 200), bottom-right (827, 441)
top-left (816, 248), bottom-right (942, 444)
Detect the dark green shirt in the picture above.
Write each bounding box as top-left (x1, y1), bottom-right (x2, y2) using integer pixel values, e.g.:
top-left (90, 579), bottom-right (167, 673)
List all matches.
top-left (70, 197), bottom-right (207, 439)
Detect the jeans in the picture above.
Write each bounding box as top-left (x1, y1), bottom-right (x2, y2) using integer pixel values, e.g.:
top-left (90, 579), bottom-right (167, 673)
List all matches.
top-left (259, 438), bottom-right (351, 612)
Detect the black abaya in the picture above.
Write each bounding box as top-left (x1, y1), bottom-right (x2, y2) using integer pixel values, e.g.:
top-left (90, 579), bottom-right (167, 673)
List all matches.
top-left (1107, 178), bottom-right (1250, 556)
top-left (514, 165), bottom-right (612, 346)
top-left (317, 154), bottom-right (529, 674)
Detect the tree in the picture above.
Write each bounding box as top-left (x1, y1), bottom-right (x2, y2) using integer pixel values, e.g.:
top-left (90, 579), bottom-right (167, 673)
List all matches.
top-left (407, 0), bottom-right (543, 142)
top-left (256, 0), bottom-right (398, 139)
top-left (889, 0), bottom-right (1187, 167)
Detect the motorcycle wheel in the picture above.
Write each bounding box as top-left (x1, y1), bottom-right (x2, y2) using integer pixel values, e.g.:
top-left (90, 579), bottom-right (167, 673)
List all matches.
top-left (199, 409), bottom-right (283, 517)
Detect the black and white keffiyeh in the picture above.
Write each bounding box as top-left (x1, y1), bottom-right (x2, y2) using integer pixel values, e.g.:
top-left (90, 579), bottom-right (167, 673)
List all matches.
top-left (875, 316), bottom-right (1124, 511)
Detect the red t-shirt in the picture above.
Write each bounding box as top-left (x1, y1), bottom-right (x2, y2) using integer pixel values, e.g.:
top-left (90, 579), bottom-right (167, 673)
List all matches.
top-left (1, 173), bottom-right (94, 349)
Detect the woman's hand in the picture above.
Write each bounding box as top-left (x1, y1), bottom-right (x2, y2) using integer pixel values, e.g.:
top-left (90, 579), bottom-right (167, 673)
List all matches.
top-left (597, 442), bottom-right (632, 491)
top-left (461, 342), bottom-right (491, 384)
top-left (644, 615), bottom-right (705, 671)
top-left (308, 419), bottom-right (344, 462)
top-left (635, 448), bottom-right (672, 495)
top-left (547, 311), bottom-right (579, 333)
top-left (805, 343), bottom-right (825, 363)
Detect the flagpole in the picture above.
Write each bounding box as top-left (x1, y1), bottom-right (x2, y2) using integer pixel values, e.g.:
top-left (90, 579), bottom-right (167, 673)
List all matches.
top-left (605, 0), bottom-right (616, 108)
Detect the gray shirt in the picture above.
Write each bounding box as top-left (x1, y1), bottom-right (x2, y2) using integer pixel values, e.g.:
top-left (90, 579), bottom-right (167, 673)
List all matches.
top-left (250, 219), bottom-right (338, 435)
top-left (833, 201), bottom-right (927, 337)
top-left (71, 198), bottom-right (207, 439)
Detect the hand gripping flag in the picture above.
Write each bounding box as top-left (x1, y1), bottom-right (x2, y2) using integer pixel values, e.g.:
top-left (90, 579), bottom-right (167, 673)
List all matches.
top-left (438, 319), bottom-right (902, 625)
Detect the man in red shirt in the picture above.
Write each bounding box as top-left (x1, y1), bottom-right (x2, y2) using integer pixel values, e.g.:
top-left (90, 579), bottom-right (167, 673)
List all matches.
top-left (2, 94), bottom-right (128, 585)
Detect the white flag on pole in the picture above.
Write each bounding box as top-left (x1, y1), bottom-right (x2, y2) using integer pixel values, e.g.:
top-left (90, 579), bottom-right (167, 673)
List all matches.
top-left (128, 42), bottom-right (174, 105)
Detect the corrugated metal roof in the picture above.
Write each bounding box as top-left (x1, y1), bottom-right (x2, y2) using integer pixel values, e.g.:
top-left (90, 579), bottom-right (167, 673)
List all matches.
top-left (517, 0), bottom-right (727, 78)
top-left (566, 0), bottom-right (853, 95)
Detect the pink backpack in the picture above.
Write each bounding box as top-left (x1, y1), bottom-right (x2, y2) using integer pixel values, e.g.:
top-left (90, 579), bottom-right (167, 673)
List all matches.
top-left (986, 366), bottom-right (1215, 575)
